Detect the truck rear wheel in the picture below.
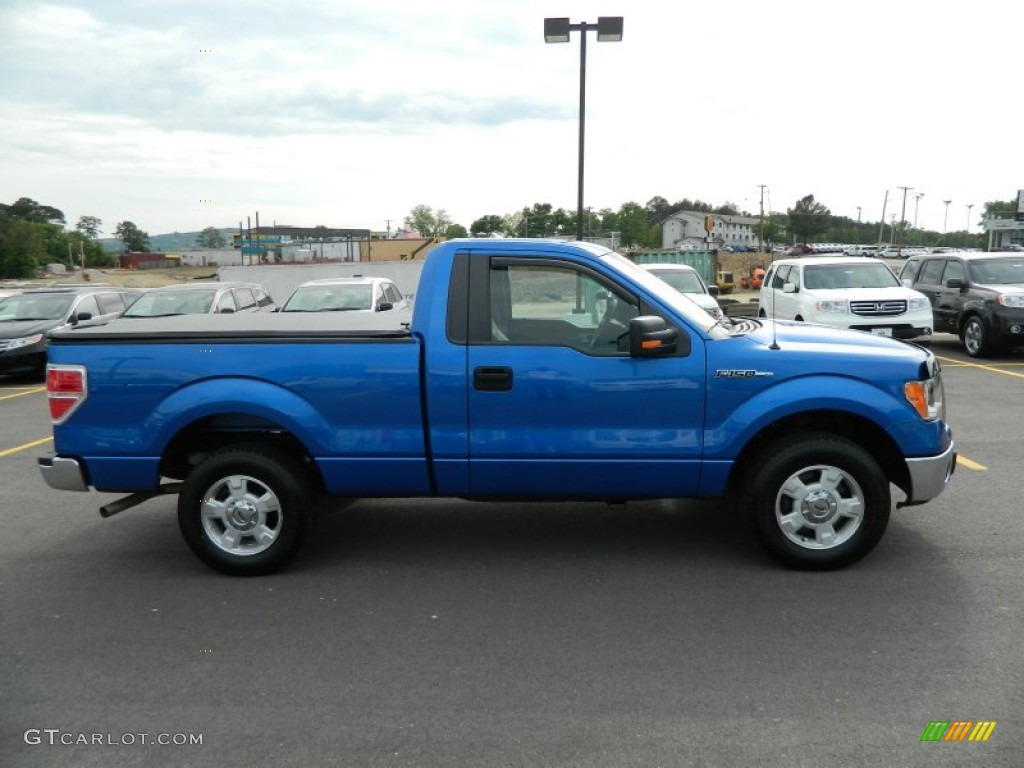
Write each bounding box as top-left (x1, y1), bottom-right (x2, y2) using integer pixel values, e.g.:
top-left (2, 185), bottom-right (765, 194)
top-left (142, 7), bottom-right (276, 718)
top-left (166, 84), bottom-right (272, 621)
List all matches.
top-left (178, 446), bottom-right (315, 576)
top-left (745, 434), bottom-right (890, 570)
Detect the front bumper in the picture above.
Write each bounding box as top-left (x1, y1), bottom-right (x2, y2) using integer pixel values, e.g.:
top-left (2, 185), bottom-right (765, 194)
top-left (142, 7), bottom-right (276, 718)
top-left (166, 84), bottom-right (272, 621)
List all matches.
top-left (38, 454), bottom-right (89, 492)
top-left (898, 433), bottom-right (956, 507)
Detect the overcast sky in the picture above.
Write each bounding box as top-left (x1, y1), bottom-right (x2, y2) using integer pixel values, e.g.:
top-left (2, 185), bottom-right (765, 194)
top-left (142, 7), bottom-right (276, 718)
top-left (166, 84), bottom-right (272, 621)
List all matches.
top-left (1, 0), bottom-right (1018, 237)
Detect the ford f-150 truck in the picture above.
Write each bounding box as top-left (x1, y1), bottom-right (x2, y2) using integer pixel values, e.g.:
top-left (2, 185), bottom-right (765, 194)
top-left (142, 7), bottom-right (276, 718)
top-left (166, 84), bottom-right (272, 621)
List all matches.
top-left (38, 240), bottom-right (955, 575)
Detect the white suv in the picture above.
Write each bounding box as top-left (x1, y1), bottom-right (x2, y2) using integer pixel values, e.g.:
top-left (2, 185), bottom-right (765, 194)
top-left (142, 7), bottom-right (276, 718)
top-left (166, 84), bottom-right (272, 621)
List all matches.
top-left (759, 256), bottom-right (933, 340)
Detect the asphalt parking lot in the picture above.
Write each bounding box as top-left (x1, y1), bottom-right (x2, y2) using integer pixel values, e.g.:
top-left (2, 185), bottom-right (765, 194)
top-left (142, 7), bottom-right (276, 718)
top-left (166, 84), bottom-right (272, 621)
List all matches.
top-left (1, 336), bottom-right (1022, 767)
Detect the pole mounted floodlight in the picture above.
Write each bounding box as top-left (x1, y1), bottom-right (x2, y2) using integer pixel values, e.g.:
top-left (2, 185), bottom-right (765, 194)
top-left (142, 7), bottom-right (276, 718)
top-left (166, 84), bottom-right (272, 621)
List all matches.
top-left (544, 16), bottom-right (623, 241)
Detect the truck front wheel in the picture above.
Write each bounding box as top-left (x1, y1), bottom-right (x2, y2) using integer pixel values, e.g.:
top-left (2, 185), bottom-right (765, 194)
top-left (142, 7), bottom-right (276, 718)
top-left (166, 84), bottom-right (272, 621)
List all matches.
top-left (746, 435), bottom-right (890, 570)
top-left (178, 447), bottom-right (315, 576)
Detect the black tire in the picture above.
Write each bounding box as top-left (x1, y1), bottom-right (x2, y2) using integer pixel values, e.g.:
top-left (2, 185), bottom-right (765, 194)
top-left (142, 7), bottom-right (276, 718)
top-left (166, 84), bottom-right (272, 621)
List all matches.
top-left (745, 434), bottom-right (890, 570)
top-left (757, 309), bottom-right (767, 318)
top-left (178, 446), bottom-right (315, 576)
top-left (961, 316), bottom-right (991, 358)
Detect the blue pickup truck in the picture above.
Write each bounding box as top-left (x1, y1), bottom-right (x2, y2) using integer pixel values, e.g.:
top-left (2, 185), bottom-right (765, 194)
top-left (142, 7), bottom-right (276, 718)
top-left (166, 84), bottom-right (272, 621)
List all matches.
top-left (39, 240), bottom-right (955, 575)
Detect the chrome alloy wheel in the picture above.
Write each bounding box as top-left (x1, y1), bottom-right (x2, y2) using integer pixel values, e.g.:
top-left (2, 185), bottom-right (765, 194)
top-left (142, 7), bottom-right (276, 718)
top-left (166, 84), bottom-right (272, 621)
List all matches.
top-left (775, 465), bottom-right (864, 550)
top-left (200, 474), bottom-right (283, 556)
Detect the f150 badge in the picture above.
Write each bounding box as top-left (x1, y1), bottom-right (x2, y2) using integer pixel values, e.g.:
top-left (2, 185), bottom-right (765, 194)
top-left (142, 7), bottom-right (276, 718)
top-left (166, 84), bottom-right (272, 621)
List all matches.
top-left (714, 369), bottom-right (774, 379)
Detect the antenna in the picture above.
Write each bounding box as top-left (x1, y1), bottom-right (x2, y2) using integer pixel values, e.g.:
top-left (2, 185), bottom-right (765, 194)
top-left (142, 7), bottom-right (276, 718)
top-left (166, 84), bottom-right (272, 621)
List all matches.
top-left (769, 267), bottom-right (780, 350)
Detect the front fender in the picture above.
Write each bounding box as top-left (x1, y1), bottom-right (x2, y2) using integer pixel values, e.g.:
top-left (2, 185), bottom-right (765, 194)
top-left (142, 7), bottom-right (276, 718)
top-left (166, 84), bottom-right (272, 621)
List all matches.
top-left (704, 374), bottom-right (941, 460)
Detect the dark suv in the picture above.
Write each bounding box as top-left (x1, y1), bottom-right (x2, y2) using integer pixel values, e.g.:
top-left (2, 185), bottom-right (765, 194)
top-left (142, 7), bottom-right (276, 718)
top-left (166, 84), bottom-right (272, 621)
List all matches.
top-left (899, 251), bottom-right (1024, 357)
top-left (0, 286), bottom-right (141, 376)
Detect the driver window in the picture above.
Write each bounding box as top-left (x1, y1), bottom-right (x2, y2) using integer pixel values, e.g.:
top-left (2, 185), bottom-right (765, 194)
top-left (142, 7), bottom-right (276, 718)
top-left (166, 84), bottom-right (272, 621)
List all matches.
top-left (490, 263), bottom-right (637, 354)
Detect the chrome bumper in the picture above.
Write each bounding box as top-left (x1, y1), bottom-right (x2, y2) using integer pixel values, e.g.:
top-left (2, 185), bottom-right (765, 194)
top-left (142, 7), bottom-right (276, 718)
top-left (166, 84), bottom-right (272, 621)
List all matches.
top-left (899, 437), bottom-right (956, 508)
top-left (38, 454), bottom-right (89, 492)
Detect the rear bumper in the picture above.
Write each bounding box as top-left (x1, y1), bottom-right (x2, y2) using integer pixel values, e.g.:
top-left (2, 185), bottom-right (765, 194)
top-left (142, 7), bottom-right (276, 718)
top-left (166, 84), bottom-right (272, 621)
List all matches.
top-left (38, 454), bottom-right (89, 492)
top-left (898, 431), bottom-right (956, 507)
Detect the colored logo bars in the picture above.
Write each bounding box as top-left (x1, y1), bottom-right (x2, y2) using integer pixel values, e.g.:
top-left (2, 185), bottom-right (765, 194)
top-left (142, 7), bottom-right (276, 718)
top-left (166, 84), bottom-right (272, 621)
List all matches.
top-left (921, 720), bottom-right (997, 742)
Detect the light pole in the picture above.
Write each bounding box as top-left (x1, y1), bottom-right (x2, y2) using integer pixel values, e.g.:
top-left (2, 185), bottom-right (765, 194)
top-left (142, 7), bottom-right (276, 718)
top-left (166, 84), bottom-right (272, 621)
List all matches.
top-left (965, 204), bottom-right (974, 248)
top-left (896, 186), bottom-right (912, 248)
top-left (856, 206), bottom-right (861, 244)
top-left (544, 16), bottom-right (624, 242)
top-left (942, 200), bottom-right (951, 239)
top-left (913, 192), bottom-right (924, 229)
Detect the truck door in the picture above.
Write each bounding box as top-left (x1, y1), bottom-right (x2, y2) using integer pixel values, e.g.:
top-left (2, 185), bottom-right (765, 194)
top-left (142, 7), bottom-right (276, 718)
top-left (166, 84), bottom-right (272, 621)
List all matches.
top-left (465, 255), bottom-right (706, 499)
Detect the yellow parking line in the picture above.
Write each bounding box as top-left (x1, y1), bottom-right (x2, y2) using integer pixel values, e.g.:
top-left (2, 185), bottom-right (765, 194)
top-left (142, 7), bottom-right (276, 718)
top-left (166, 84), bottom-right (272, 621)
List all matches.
top-left (0, 436), bottom-right (53, 458)
top-left (0, 386), bottom-right (46, 401)
top-left (957, 455), bottom-right (987, 471)
top-left (936, 356), bottom-right (1024, 379)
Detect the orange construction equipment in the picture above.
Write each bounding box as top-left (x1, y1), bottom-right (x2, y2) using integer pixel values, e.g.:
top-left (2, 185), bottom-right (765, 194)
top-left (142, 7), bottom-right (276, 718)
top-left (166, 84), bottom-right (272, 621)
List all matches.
top-left (740, 266), bottom-right (766, 290)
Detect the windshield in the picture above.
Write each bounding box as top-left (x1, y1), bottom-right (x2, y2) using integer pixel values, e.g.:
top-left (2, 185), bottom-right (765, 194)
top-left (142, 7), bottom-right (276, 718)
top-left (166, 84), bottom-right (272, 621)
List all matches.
top-left (647, 269), bottom-right (706, 294)
top-left (123, 290), bottom-right (215, 317)
top-left (803, 264), bottom-right (900, 290)
top-left (283, 285), bottom-right (373, 312)
top-left (600, 252), bottom-right (728, 337)
top-left (0, 294), bottom-right (74, 322)
top-left (969, 258), bottom-right (1024, 284)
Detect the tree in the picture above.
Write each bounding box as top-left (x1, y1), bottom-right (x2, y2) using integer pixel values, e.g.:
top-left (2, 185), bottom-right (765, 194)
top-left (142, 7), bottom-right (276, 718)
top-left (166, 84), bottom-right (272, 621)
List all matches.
top-left (982, 200), bottom-right (1017, 220)
top-left (445, 223), bottom-right (468, 239)
top-left (115, 221), bottom-right (150, 252)
top-left (76, 215), bottom-right (102, 240)
top-left (616, 202), bottom-right (650, 248)
top-left (644, 196), bottom-right (672, 226)
top-left (196, 226), bottom-right (226, 249)
top-left (404, 205), bottom-right (453, 238)
top-left (787, 195), bottom-right (831, 244)
top-left (471, 215), bottom-right (505, 236)
top-left (0, 197), bottom-right (65, 225)
top-left (0, 219), bottom-right (47, 278)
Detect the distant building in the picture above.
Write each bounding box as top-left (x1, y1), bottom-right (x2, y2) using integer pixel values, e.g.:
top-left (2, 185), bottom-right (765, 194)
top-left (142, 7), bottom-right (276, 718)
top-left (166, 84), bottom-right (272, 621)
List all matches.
top-left (119, 252), bottom-right (181, 270)
top-left (662, 211), bottom-right (761, 250)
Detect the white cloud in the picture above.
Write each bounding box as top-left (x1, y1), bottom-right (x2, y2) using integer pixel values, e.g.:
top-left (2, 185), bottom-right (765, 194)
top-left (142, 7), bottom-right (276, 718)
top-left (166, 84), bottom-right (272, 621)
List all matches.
top-left (0, 0), bottom-right (1020, 235)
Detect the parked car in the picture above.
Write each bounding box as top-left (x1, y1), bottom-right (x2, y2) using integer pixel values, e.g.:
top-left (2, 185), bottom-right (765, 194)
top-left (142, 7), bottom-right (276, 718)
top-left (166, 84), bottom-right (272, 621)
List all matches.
top-left (121, 282), bottom-right (276, 318)
top-left (280, 276), bottom-right (409, 314)
top-left (0, 286), bottom-right (141, 376)
top-left (759, 256), bottom-right (933, 340)
top-left (898, 250), bottom-right (1024, 357)
top-left (843, 245), bottom-right (881, 258)
top-left (639, 263), bottom-right (724, 319)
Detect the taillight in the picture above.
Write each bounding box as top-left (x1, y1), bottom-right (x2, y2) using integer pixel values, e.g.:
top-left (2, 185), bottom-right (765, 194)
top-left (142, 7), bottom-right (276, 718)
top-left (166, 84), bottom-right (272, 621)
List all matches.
top-left (47, 365), bottom-right (87, 424)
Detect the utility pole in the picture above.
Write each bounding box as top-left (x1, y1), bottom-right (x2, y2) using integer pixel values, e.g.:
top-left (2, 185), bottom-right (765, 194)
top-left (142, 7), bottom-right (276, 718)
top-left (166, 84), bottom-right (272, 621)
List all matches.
top-left (965, 204), bottom-right (974, 248)
top-left (896, 186), bottom-right (912, 248)
top-left (758, 184), bottom-right (767, 252)
top-left (942, 200), bottom-right (952, 242)
top-left (913, 192), bottom-right (924, 229)
top-left (878, 190), bottom-right (889, 245)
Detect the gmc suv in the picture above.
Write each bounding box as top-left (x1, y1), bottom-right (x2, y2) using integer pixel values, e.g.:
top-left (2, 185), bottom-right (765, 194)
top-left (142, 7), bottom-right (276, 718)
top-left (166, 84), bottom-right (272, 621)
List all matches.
top-left (899, 251), bottom-right (1024, 357)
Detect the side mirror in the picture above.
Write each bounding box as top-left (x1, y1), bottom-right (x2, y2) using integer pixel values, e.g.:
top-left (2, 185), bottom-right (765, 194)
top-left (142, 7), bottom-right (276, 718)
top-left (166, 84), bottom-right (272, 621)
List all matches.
top-left (945, 278), bottom-right (964, 290)
top-left (707, 284), bottom-right (720, 297)
top-left (902, 278), bottom-right (913, 288)
top-left (73, 311), bottom-right (92, 324)
top-left (782, 282), bottom-right (797, 294)
top-left (377, 301), bottom-right (394, 312)
top-left (629, 316), bottom-right (678, 357)
top-left (218, 307), bottom-right (235, 314)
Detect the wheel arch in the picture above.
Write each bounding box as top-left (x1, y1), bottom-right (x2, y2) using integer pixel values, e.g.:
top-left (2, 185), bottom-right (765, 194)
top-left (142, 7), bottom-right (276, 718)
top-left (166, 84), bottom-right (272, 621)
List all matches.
top-left (159, 412), bottom-right (325, 492)
top-left (727, 409), bottom-right (911, 498)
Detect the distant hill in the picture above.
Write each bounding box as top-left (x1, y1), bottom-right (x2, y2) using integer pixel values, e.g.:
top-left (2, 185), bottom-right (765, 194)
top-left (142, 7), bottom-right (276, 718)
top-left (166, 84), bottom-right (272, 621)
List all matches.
top-left (99, 228), bottom-right (237, 252)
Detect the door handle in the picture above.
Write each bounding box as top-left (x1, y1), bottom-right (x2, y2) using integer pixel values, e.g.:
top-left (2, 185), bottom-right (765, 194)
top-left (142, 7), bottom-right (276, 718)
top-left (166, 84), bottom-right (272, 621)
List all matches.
top-left (473, 366), bottom-right (513, 392)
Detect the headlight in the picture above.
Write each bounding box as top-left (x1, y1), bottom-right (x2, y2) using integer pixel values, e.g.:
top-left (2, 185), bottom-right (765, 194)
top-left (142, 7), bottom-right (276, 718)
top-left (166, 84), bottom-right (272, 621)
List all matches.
top-left (997, 294), bottom-right (1024, 308)
top-left (6, 333), bottom-right (44, 350)
top-left (907, 297), bottom-right (931, 312)
top-left (905, 366), bottom-right (945, 421)
top-left (815, 299), bottom-right (849, 313)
